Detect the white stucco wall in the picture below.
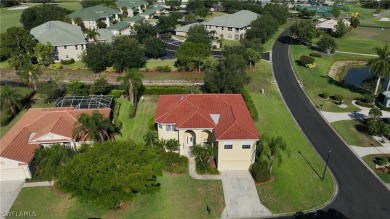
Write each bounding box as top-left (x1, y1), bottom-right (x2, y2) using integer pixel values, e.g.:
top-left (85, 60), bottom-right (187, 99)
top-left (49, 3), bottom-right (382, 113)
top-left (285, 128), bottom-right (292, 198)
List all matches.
top-left (0, 157), bottom-right (31, 181)
top-left (54, 44), bottom-right (86, 61)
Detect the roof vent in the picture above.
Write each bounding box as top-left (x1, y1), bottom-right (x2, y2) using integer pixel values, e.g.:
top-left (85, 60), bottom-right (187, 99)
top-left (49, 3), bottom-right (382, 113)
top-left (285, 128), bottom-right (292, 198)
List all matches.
top-left (180, 96), bottom-right (184, 101)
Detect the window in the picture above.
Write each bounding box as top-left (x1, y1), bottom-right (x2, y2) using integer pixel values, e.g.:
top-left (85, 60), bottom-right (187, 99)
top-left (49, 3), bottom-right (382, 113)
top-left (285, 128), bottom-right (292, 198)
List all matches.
top-left (158, 124), bottom-right (162, 129)
top-left (64, 46), bottom-right (67, 49)
top-left (66, 55), bottom-right (69, 59)
top-left (81, 45), bottom-right (84, 49)
top-left (242, 141), bottom-right (251, 149)
top-left (75, 45), bottom-right (78, 50)
top-left (166, 124), bottom-right (176, 131)
top-left (228, 27), bottom-right (232, 31)
top-left (227, 34), bottom-right (232, 38)
top-left (224, 141), bottom-right (233, 150)
top-left (235, 28), bottom-right (239, 33)
top-left (221, 27), bottom-right (224, 30)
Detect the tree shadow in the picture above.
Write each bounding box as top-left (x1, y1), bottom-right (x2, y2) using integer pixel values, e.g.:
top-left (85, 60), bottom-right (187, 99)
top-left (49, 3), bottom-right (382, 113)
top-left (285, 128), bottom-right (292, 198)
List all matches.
top-left (293, 208), bottom-right (349, 219)
top-left (325, 76), bottom-right (367, 95)
top-left (298, 151), bottom-right (322, 180)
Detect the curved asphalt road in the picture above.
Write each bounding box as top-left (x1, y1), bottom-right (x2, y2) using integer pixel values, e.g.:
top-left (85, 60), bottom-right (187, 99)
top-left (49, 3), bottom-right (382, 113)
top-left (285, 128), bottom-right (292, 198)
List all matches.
top-left (272, 29), bottom-right (390, 218)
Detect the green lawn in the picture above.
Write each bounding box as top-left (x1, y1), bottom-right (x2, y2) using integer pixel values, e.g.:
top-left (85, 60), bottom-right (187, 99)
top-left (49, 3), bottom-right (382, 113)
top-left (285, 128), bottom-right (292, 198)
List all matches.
top-left (335, 27), bottom-right (390, 54)
top-left (115, 96), bottom-right (158, 143)
top-left (362, 154), bottom-right (390, 183)
top-left (247, 61), bottom-right (334, 213)
top-left (0, 2), bottom-right (82, 33)
top-left (331, 120), bottom-right (381, 146)
top-left (346, 5), bottom-right (390, 28)
top-left (143, 59), bottom-right (177, 71)
top-left (10, 174), bottom-right (224, 219)
top-left (290, 45), bottom-right (370, 112)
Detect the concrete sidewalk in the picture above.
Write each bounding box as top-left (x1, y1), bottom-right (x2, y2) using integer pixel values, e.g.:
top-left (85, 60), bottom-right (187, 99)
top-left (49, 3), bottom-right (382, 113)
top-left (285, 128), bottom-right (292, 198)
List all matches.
top-left (350, 146), bottom-right (390, 157)
top-left (188, 157), bottom-right (221, 180)
top-left (23, 181), bottom-right (53, 187)
top-left (0, 180), bottom-right (24, 219)
top-left (221, 171), bottom-right (271, 219)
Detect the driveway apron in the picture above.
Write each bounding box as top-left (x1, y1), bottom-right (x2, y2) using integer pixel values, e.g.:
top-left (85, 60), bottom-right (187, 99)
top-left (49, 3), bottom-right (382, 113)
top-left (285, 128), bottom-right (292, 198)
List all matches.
top-left (221, 170), bottom-right (271, 218)
top-left (0, 180), bottom-right (24, 219)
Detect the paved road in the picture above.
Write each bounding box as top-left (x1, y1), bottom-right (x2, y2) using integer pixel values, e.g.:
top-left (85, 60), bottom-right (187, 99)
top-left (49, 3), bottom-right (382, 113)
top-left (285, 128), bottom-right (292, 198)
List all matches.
top-left (272, 29), bottom-right (390, 218)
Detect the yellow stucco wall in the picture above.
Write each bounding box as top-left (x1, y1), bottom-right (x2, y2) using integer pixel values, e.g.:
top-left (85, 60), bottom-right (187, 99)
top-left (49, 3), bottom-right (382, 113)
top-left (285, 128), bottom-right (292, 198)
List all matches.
top-left (217, 140), bottom-right (256, 171)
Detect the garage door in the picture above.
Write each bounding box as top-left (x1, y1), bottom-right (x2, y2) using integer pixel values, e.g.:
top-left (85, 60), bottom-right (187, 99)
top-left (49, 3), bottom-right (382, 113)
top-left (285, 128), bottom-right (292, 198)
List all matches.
top-left (0, 168), bottom-right (27, 181)
top-left (218, 160), bottom-right (251, 171)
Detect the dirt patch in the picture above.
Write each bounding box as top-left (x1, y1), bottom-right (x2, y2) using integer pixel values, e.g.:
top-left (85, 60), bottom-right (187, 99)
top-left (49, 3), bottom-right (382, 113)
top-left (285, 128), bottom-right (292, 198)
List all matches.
top-left (328, 61), bottom-right (368, 81)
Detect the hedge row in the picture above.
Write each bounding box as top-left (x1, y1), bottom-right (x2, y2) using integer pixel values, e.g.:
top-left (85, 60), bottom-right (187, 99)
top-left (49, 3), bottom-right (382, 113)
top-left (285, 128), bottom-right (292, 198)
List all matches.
top-left (110, 89), bottom-right (122, 99)
top-left (377, 102), bottom-right (390, 112)
top-left (242, 89), bottom-right (259, 122)
top-left (60, 58), bottom-right (75, 65)
top-left (143, 86), bottom-right (187, 95)
top-left (356, 100), bottom-right (374, 108)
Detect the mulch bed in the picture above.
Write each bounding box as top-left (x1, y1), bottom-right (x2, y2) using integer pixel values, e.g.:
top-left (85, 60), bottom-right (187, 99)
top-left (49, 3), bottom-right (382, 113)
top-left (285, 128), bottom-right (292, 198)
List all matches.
top-left (255, 175), bottom-right (275, 185)
top-left (49, 186), bottom-right (62, 196)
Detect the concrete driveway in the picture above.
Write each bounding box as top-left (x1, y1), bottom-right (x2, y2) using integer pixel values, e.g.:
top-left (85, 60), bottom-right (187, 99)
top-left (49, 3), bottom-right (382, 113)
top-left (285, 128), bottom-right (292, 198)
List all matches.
top-left (0, 180), bottom-right (24, 219)
top-left (221, 171), bottom-right (271, 219)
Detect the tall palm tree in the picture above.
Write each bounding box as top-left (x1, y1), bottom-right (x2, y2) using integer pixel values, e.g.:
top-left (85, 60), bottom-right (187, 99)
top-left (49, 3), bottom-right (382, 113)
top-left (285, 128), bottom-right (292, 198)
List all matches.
top-left (16, 63), bottom-right (42, 90)
top-left (257, 133), bottom-right (290, 174)
top-left (0, 86), bottom-right (22, 115)
top-left (117, 69), bottom-right (144, 105)
top-left (34, 144), bottom-right (72, 180)
top-left (72, 111), bottom-right (116, 142)
top-left (84, 28), bottom-right (100, 42)
top-left (368, 44), bottom-right (390, 95)
top-left (190, 144), bottom-right (214, 165)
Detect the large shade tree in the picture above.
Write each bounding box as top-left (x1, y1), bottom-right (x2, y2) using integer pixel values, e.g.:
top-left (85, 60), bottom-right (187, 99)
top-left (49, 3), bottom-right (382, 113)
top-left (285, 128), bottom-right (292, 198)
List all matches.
top-left (0, 86), bottom-right (22, 116)
top-left (368, 45), bottom-right (390, 95)
top-left (72, 111), bottom-right (116, 142)
top-left (55, 140), bottom-right (164, 209)
top-left (117, 69), bottom-right (144, 105)
top-left (257, 133), bottom-right (290, 174)
top-left (16, 63), bottom-right (42, 90)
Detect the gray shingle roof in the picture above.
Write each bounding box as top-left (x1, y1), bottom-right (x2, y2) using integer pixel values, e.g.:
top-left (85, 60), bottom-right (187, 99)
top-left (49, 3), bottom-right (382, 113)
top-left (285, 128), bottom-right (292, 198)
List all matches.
top-left (115, 0), bottom-right (147, 8)
top-left (123, 14), bottom-right (145, 23)
top-left (175, 22), bottom-right (203, 33)
top-left (96, 29), bottom-right (114, 42)
top-left (140, 6), bottom-right (164, 16)
top-left (68, 5), bottom-right (120, 20)
top-left (30, 21), bottom-right (86, 46)
top-left (204, 10), bottom-right (259, 28)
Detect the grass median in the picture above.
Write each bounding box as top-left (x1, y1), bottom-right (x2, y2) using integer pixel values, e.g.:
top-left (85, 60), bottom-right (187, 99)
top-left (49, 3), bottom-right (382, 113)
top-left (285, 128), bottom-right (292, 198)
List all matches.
top-left (331, 120), bottom-right (381, 146)
top-left (247, 61), bottom-right (334, 213)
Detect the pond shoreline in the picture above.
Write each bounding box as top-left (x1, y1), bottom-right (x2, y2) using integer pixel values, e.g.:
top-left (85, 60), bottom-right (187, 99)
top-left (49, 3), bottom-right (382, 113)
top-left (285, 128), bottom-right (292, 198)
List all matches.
top-left (328, 61), bottom-right (368, 81)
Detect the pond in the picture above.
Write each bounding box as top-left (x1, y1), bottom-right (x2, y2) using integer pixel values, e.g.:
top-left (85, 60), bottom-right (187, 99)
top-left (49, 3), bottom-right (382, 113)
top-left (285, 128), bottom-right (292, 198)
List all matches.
top-left (343, 67), bottom-right (370, 87)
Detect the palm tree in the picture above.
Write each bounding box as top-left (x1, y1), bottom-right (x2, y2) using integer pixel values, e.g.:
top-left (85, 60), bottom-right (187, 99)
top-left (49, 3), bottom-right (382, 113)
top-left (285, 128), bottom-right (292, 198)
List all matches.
top-left (257, 133), bottom-right (290, 174)
top-left (246, 48), bottom-right (261, 70)
top-left (72, 111), bottom-right (116, 142)
top-left (16, 63), bottom-right (42, 90)
top-left (117, 69), bottom-right (144, 105)
top-left (143, 130), bottom-right (158, 147)
top-left (369, 107), bottom-right (382, 119)
top-left (84, 28), bottom-right (100, 42)
top-left (34, 144), bottom-right (72, 180)
top-left (0, 86), bottom-right (22, 115)
top-left (190, 144), bottom-right (214, 166)
top-left (368, 44), bottom-right (390, 95)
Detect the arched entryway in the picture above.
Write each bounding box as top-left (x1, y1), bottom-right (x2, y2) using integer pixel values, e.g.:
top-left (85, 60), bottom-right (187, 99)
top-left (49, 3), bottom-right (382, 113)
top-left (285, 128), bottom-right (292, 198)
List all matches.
top-left (200, 130), bottom-right (212, 146)
top-left (183, 130), bottom-right (196, 147)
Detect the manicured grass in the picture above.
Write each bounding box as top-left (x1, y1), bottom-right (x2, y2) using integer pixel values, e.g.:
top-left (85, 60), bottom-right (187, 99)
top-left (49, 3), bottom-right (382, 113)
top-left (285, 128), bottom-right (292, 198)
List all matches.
top-left (263, 22), bottom-right (291, 51)
top-left (62, 61), bottom-right (87, 70)
top-left (221, 39), bottom-right (241, 48)
top-left (10, 174), bottom-right (224, 218)
top-left (331, 120), bottom-right (381, 146)
top-left (143, 59), bottom-right (177, 71)
top-left (362, 154), bottom-right (390, 183)
top-left (30, 93), bottom-right (54, 108)
top-left (335, 27), bottom-right (390, 54)
top-left (346, 5), bottom-right (390, 28)
top-left (0, 2), bottom-right (82, 33)
top-left (290, 45), bottom-right (369, 112)
top-left (115, 96), bottom-right (158, 143)
top-left (246, 61), bottom-right (334, 213)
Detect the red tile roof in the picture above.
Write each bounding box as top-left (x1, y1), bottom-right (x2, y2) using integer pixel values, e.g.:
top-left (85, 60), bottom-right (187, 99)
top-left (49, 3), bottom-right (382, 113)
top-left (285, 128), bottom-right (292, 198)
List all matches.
top-left (155, 94), bottom-right (259, 140)
top-left (0, 108), bottom-right (111, 163)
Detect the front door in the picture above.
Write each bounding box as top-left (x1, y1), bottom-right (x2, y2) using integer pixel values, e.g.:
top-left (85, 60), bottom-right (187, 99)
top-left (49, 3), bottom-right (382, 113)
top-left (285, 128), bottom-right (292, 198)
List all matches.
top-left (186, 136), bottom-right (193, 147)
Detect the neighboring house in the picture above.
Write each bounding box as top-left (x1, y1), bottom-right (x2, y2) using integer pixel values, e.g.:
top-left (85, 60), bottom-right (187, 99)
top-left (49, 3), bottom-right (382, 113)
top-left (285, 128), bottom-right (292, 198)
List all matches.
top-left (68, 5), bottom-right (121, 30)
top-left (107, 21), bottom-right (132, 35)
top-left (123, 14), bottom-right (145, 26)
top-left (96, 29), bottom-right (115, 42)
top-left (115, 0), bottom-right (147, 17)
top-left (316, 19), bottom-right (351, 32)
top-left (0, 107), bottom-right (111, 181)
top-left (155, 94), bottom-right (259, 171)
top-left (139, 6), bottom-right (165, 19)
top-left (175, 22), bottom-right (202, 37)
top-left (383, 91), bottom-right (390, 107)
top-left (210, 4), bottom-right (224, 12)
top-left (30, 21), bottom-right (87, 61)
top-left (203, 10), bottom-right (259, 40)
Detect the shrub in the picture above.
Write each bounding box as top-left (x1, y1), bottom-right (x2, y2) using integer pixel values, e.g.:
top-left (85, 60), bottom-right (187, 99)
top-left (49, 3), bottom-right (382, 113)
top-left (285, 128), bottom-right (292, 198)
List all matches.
top-left (333, 94), bottom-right (344, 103)
top-left (49, 63), bottom-right (62, 70)
top-left (110, 89), bottom-right (122, 99)
top-left (356, 100), bottom-right (374, 108)
top-left (105, 66), bottom-right (115, 72)
top-left (143, 86), bottom-right (187, 95)
top-left (129, 104), bottom-right (137, 119)
top-left (71, 65), bottom-right (80, 70)
top-left (242, 89), bottom-right (259, 122)
top-left (299, 55), bottom-right (315, 66)
top-left (154, 65), bottom-right (171, 72)
top-left (376, 157), bottom-right (388, 166)
top-left (60, 58), bottom-right (75, 65)
top-left (163, 152), bottom-right (189, 174)
top-left (149, 117), bottom-right (156, 130)
top-left (310, 52), bottom-right (322, 58)
top-left (251, 161), bottom-right (270, 183)
top-left (377, 102), bottom-right (390, 111)
top-left (306, 63), bottom-right (316, 68)
top-left (322, 92), bottom-right (330, 99)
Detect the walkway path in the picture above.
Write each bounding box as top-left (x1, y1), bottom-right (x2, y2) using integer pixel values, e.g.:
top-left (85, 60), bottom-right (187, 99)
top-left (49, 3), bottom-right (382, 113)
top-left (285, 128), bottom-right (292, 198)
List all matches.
top-left (350, 146), bottom-right (390, 157)
top-left (335, 51), bottom-right (378, 57)
top-left (23, 181), bottom-right (53, 187)
top-left (188, 157), bottom-right (221, 180)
